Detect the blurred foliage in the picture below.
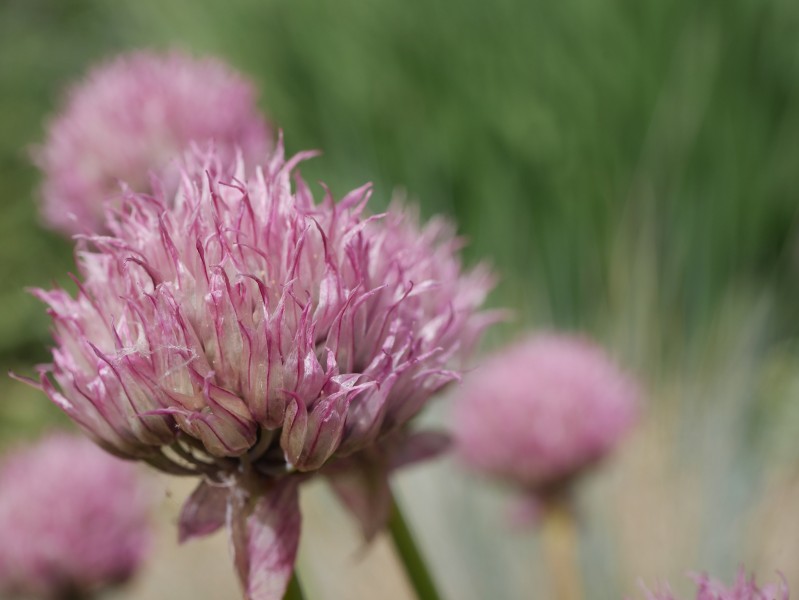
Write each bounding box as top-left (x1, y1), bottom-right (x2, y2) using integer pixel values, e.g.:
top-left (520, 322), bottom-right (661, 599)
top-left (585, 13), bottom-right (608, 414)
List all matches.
top-left (1, 0), bottom-right (799, 433)
top-left (1, 0), bottom-right (798, 335)
top-left (0, 0), bottom-right (797, 441)
top-left (102, 0), bottom-right (799, 332)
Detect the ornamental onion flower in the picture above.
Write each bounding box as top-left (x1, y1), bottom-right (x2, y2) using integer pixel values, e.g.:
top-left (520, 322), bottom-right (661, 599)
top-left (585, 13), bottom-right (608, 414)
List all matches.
top-left (35, 50), bottom-right (272, 235)
top-left (453, 333), bottom-right (638, 499)
top-left (0, 433), bottom-right (152, 599)
top-left (637, 567), bottom-right (789, 600)
top-left (21, 143), bottom-right (494, 599)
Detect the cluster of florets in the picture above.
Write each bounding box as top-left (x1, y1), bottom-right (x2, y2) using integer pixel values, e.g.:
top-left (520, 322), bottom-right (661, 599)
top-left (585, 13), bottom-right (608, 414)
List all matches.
top-left (35, 50), bottom-right (271, 235)
top-left (454, 333), bottom-right (639, 496)
top-left (36, 144), bottom-right (493, 475)
top-left (0, 433), bottom-right (152, 598)
top-left (639, 568), bottom-right (789, 600)
top-left (31, 141), bottom-right (493, 597)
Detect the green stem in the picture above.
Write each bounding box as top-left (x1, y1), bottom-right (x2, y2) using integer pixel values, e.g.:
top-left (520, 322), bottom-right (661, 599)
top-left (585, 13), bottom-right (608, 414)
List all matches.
top-left (58, 584), bottom-right (92, 600)
top-left (388, 490), bottom-right (442, 600)
top-left (284, 571), bottom-right (306, 600)
top-left (540, 499), bottom-right (583, 600)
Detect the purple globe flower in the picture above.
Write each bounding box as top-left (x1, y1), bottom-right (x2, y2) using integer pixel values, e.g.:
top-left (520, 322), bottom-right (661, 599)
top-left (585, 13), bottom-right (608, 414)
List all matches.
top-left (23, 143), bottom-right (494, 599)
top-left (638, 568), bottom-right (789, 600)
top-left (0, 433), bottom-right (152, 599)
top-left (454, 333), bottom-right (639, 497)
top-left (34, 50), bottom-right (272, 235)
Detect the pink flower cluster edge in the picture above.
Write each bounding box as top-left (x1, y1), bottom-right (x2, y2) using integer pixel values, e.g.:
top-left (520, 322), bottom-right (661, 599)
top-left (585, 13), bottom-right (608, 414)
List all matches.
top-left (638, 567), bottom-right (789, 600)
top-left (454, 333), bottom-right (639, 495)
top-left (35, 50), bottom-right (272, 235)
top-left (0, 433), bottom-right (152, 598)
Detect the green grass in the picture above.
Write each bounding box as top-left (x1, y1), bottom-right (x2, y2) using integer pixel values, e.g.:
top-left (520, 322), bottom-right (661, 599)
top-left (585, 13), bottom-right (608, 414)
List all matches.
top-left (4, 1), bottom-right (799, 342)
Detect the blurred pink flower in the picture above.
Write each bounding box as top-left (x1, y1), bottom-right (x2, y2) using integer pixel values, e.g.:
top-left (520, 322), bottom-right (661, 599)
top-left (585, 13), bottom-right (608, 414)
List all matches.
top-left (638, 567), bottom-right (789, 600)
top-left (454, 333), bottom-right (638, 496)
top-left (0, 433), bottom-right (152, 599)
top-left (35, 50), bottom-right (272, 235)
top-left (24, 143), bottom-right (494, 599)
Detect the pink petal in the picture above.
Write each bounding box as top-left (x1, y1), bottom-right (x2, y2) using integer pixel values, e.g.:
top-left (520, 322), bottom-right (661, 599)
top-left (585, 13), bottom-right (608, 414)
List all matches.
top-left (178, 479), bottom-right (228, 543)
top-left (326, 459), bottom-right (390, 542)
top-left (325, 430), bottom-right (449, 542)
top-left (228, 479), bottom-right (301, 600)
top-left (390, 430), bottom-right (451, 470)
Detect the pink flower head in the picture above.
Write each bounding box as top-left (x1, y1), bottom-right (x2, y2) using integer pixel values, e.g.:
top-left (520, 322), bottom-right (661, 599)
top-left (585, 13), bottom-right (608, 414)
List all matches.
top-left (0, 433), bottom-right (152, 598)
top-left (25, 143), bottom-right (494, 599)
top-left (638, 567), bottom-right (789, 600)
top-left (35, 50), bottom-right (272, 235)
top-left (454, 333), bottom-right (638, 495)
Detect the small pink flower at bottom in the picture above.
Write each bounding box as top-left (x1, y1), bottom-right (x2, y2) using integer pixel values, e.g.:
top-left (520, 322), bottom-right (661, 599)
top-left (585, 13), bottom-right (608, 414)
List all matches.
top-left (0, 433), bottom-right (152, 599)
top-left (454, 333), bottom-right (639, 499)
top-left (637, 567), bottom-right (789, 600)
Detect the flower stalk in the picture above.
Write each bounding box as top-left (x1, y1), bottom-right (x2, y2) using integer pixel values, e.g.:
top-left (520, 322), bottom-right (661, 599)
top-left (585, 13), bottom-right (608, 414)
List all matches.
top-left (388, 491), bottom-right (442, 600)
top-left (283, 572), bottom-right (305, 600)
top-left (540, 498), bottom-right (583, 600)
top-left (58, 586), bottom-right (91, 600)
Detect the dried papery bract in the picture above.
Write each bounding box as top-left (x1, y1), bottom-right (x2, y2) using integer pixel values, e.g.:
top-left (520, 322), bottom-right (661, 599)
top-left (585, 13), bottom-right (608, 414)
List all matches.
top-left (25, 143), bottom-right (495, 599)
top-left (0, 433), bottom-right (152, 599)
top-left (35, 50), bottom-right (272, 235)
top-left (637, 567), bottom-right (789, 600)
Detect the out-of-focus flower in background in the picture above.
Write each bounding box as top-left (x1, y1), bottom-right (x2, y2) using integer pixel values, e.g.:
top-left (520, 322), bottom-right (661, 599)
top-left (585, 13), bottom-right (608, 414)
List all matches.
top-left (453, 332), bottom-right (639, 504)
top-left (452, 333), bottom-right (639, 599)
top-left (0, 432), bottom-right (153, 599)
top-left (22, 142), bottom-right (494, 598)
top-left (636, 567), bottom-right (789, 600)
top-left (33, 50), bottom-right (272, 235)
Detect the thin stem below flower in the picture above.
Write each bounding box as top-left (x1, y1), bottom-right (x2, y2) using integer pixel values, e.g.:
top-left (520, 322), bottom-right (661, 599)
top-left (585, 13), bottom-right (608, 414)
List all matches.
top-left (57, 584), bottom-right (92, 600)
top-left (284, 571), bottom-right (306, 600)
top-left (540, 498), bottom-right (583, 600)
top-left (388, 490), bottom-right (442, 600)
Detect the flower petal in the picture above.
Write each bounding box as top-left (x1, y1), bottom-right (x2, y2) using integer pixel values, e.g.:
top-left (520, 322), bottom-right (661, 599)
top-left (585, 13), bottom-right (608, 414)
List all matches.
top-left (326, 459), bottom-right (390, 542)
top-left (178, 479), bottom-right (228, 543)
top-left (228, 479), bottom-right (301, 600)
top-left (389, 430), bottom-right (451, 470)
